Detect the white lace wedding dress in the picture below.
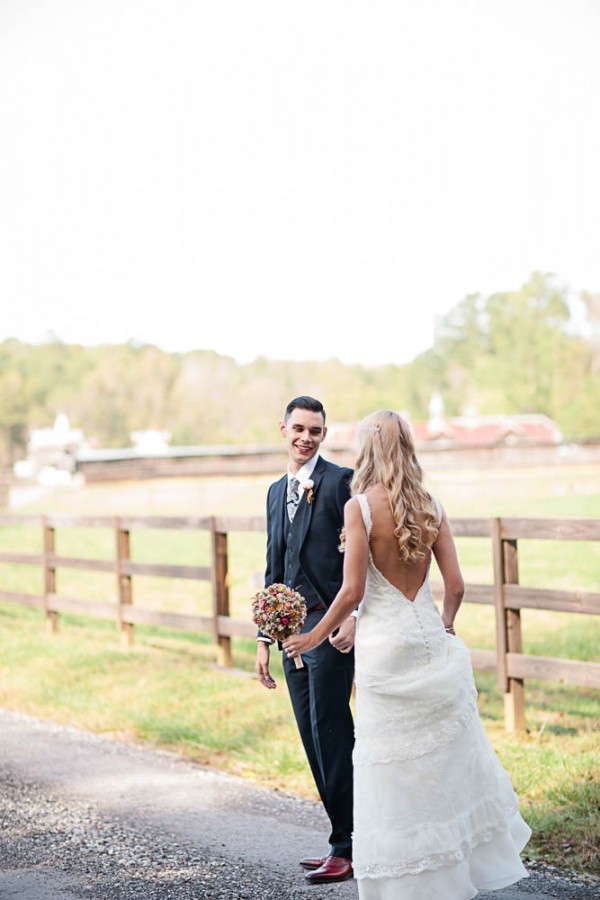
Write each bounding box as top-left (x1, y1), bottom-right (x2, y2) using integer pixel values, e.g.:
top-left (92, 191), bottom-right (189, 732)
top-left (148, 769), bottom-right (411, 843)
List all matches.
top-left (353, 494), bottom-right (531, 899)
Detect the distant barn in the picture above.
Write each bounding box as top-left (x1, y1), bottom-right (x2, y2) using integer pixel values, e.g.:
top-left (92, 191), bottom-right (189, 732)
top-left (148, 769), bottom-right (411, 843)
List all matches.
top-left (72, 401), bottom-right (595, 483)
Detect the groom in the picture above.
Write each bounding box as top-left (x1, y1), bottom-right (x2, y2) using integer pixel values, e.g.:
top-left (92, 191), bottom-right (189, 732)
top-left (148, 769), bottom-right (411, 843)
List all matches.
top-left (255, 396), bottom-right (356, 884)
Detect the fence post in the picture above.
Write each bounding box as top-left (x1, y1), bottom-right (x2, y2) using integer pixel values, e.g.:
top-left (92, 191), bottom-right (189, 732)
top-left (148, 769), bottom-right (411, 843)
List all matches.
top-left (210, 517), bottom-right (232, 667)
top-left (115, 518), bottom-right (134, 647)
top-left (42, 516), bottom-right (58, 633)
top-left (503, 536), bottom-right (526, 732)
top-left (491, 518), bottom-right (507, 694)
top-left (493, 517), bottom-right (526, 732)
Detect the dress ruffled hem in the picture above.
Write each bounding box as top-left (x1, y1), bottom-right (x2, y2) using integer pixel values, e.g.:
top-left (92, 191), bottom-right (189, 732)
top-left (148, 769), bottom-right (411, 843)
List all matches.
top-left (356, 811), bottom-right (531, 899)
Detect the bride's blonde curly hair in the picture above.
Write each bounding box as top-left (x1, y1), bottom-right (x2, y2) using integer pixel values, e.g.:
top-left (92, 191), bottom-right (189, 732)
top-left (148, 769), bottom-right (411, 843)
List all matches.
top-left (347, 410), bottom-right (439, 563)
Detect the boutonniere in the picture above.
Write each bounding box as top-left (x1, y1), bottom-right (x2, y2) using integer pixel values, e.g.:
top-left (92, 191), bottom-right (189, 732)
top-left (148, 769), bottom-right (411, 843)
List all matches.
top-left (304, 479), bottom-right (315, 505)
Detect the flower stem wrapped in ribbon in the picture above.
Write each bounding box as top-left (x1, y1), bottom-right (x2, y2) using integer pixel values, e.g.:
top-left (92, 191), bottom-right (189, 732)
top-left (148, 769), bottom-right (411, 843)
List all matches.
top-left (252, 583), bottom-right (307, 668)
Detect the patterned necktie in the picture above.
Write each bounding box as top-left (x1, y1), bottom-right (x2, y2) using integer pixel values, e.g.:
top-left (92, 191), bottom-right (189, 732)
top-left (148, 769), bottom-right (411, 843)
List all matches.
top-left (287, 476), bottom-right (300, 522)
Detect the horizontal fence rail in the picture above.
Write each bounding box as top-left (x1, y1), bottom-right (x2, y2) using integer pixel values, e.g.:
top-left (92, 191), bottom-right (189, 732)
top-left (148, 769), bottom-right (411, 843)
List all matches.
top-left (0, 513), bottom-right (599, 731)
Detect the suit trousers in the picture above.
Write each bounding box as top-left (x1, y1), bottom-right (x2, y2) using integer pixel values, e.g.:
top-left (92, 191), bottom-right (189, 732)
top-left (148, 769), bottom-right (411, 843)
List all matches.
top-left (282, 607), bottom-right (355, 858)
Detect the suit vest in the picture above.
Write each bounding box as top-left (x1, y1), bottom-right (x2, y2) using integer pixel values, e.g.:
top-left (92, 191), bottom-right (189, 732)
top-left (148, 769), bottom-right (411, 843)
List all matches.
top-left (282, 502), bottom-right (321, 609)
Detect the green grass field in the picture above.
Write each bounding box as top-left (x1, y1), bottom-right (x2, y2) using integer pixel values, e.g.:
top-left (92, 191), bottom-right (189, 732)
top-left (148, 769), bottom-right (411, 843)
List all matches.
top-left (1, 462), bottom-right (599, 874)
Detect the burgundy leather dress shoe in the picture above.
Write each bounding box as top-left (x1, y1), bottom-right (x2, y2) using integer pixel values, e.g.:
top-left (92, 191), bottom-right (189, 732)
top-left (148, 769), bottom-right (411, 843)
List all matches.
top-left (299, 855), bottom-right (328, 870)
top-left (304, 855), bottom-right (353, 884)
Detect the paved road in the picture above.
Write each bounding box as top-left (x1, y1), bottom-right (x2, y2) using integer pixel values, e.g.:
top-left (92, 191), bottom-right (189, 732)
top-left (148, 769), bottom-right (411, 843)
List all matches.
top-left (0, 710), bottom-right (597, 900)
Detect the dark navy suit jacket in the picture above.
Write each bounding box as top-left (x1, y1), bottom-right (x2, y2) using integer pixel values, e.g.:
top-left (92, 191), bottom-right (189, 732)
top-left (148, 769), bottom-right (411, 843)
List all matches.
top-left (264, 456), bottom-right (353, 611)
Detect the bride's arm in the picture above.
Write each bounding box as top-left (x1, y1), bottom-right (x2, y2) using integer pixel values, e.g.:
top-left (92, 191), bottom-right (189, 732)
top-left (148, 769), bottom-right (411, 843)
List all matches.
top-left (283, 498), bottom-right (368, 658)
top-left (432, 510), bottom-right (465, 632)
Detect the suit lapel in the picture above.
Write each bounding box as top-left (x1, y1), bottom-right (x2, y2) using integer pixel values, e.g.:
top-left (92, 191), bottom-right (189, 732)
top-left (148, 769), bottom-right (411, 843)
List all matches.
top-left (273, 475), bottom-right (288, 554)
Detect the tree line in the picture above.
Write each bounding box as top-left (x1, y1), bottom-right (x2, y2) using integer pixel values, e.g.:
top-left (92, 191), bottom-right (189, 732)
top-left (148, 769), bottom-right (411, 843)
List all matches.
top-left (1, 273), bottom-right (598, 465)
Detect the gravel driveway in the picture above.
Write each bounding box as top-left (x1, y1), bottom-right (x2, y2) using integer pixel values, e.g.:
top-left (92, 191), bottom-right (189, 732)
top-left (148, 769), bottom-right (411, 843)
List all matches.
top-left (0, 709), bottom-right (597, 900)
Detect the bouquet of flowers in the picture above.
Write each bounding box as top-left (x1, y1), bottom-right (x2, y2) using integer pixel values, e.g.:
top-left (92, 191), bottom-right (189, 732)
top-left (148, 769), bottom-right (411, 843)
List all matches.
top-left (252, 583), bottom-right (307, 668)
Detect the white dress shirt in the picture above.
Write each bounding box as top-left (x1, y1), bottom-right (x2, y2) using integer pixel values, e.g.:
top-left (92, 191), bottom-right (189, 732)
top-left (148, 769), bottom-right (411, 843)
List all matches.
top-left (287, 452), bottom-right (319, 494)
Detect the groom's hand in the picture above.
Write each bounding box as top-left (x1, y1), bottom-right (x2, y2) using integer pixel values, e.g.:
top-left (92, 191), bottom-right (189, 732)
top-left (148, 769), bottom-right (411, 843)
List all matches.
top-left (256, 641), bottom-right (277, 689)
top-left (329, 615), bottom-right (356, 653)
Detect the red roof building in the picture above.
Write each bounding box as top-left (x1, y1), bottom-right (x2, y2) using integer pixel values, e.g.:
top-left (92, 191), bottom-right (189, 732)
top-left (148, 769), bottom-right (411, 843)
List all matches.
top-left (326, 395), bottom-right (562, 451)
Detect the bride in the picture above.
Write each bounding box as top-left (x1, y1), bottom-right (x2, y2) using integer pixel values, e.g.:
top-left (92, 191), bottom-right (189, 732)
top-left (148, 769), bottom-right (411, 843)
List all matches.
top-left (283, 410), bottom-right (531, 899)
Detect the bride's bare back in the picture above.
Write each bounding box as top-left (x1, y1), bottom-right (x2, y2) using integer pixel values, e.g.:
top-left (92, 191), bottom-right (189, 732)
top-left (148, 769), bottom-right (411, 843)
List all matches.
top-left (365, 484), bottom-right (433, 602)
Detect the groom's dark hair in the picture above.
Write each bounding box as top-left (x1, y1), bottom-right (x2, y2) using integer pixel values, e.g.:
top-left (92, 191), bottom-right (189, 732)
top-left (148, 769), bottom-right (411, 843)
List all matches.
top-left (285, 396), bottom-right (326, 423)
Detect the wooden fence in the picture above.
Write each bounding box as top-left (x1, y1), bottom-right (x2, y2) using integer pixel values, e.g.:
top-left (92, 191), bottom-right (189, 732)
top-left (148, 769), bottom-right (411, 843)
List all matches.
top-left (0, 513), bottom-right (599, 732)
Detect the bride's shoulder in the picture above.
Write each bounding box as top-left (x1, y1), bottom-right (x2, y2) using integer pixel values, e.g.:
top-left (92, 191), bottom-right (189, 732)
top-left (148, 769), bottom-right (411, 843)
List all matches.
top-left (345, 495), bottom-right (369, 522)
top-left (345, 494), bottom-right (364, 512)
top-left (347, 494), bottom-right (373, 536)
top-left (429, 494), bottom-right (443, 525)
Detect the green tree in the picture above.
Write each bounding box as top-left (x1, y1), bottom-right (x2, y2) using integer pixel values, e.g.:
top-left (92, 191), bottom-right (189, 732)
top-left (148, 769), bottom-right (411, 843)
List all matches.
top-left (482, 272), bottom-right (571, 415)
top-left (426, 272), bottom-right (591, 430)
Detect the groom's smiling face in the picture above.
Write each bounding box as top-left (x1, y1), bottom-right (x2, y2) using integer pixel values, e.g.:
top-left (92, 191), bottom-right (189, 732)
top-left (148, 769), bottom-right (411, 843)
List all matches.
top-left (280, 409), bottom-right (327, 473)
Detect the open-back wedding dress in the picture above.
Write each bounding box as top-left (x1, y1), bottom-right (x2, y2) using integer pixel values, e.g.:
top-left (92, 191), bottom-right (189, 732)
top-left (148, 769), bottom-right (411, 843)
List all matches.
top-left (353, 494), bottom-right (531, 900)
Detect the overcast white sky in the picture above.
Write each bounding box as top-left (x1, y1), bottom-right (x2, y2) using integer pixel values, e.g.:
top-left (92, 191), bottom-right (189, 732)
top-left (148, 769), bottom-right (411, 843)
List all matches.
top-left (1, 0), bottom-right (599, 366)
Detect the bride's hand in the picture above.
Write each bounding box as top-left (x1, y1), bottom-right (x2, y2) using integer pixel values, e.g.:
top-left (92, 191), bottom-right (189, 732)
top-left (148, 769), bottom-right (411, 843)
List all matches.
top-left (283, 633), bottom-right (313, 659)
